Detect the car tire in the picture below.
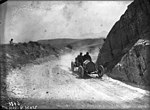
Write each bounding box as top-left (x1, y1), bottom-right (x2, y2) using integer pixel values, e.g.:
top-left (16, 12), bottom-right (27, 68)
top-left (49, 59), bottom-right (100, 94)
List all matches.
top-left (78, 66), bottom-right (84, 78)
top-left (71, 61), bottom-right (74, 72)
top-left (97, 65), bottom-right (104, 78)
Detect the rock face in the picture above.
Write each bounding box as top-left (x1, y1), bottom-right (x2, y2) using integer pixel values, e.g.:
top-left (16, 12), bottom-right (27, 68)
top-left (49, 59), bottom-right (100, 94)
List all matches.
top-left (96, 0), bottom-right (150, 86)
top-left (108, 39), bottom-right (150, 86)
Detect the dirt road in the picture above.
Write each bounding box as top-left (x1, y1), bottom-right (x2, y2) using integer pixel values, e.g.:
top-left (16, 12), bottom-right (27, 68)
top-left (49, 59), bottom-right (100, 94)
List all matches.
top-left (6, 54), bottom-right (150, 109)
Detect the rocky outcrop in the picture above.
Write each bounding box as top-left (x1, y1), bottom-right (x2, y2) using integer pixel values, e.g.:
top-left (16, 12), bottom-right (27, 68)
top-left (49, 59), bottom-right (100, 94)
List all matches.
top-left (107, 39), bottom-right (150, 86)
top-left (96, 0), bottom-right (150, 86)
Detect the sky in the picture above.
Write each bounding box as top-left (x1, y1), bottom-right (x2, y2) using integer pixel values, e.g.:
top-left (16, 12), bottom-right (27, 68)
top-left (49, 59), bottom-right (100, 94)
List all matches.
top-left (4, 0), bottom-right (133, 43)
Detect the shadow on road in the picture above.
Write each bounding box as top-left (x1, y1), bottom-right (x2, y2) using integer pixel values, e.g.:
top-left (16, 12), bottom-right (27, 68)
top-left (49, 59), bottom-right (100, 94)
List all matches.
top-left (74, 73), bottom-right (102, 80)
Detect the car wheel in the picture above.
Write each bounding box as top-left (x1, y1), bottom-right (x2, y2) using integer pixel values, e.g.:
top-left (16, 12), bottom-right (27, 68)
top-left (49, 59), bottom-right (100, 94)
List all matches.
top-left (97, 65), bottom-right (104, 78)
top-left (78, 66), bottom-right (84, 78)
top-left (71, 61), bottom-right (74, 72)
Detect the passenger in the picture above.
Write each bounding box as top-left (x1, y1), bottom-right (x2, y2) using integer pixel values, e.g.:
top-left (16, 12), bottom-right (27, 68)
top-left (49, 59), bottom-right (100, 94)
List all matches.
top-left (83, 52), bottom-right (92, 62)
top-left (77, 52), bottom-right (83, 66)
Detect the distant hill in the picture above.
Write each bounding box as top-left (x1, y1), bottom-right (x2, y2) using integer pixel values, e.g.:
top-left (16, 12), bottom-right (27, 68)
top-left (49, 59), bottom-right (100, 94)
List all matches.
top-left (38, 38), bottom-right (80, 48)
top-left (67, 38), bottom-right (105, 50)
top-left (38, 38), bottom-right (105, 50)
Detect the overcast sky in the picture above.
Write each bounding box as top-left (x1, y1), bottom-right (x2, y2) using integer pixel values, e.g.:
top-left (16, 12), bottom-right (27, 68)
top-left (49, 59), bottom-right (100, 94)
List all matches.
top-left (4, 1), bottom-right (133, 43)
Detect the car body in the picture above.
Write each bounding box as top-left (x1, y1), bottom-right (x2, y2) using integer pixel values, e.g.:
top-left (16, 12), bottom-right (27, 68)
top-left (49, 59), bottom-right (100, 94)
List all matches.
top-left (71, 59), bottom-right (104, 78)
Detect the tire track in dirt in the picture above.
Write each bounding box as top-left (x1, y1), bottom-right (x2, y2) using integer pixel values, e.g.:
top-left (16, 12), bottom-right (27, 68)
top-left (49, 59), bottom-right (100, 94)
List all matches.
top-left (5, 55), bottom-right (150, 109)
top-left (57, 64), bottom-right (150, 108)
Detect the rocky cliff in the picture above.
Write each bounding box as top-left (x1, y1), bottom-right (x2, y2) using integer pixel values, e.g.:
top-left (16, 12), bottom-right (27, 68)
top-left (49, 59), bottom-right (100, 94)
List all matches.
top-left (107, 39), bottom-right (150, 87)
top-left (96, 0), bottom-right (150, 86)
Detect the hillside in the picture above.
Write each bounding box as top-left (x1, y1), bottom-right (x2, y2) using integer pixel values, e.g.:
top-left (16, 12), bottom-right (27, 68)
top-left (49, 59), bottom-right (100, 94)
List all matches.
top-left (96, 0), bottom-right (150, 87)
top-left (66, 38), bottom-right (105, 50)
top-left (38, 38), bottom-right (105, 52)
top-left (38, 39), bottom-right (80, 49)
top-left (0, 41), bottom-right (60, 70)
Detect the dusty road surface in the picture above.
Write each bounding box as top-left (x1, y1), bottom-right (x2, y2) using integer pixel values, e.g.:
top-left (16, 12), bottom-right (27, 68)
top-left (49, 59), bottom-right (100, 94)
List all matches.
top-left (6, 53), bottom-right (150, 109)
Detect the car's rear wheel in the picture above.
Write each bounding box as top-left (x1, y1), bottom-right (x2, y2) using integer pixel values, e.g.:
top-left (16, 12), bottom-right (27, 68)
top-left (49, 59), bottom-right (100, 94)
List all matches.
top-left (78, 66), bottom-right (84, 78)
top-left (97, 65), bottom-right (104, 78)
top-left (71, 61), bottom-right (74, 72)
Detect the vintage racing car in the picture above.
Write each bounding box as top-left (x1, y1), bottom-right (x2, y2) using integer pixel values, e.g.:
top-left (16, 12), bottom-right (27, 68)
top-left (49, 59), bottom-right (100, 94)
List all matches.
top-left (71, 58), bottom-right (104, 78)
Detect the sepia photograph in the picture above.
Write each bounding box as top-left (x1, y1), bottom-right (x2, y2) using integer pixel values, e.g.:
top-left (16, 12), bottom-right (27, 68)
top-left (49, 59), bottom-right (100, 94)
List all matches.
top-left (0, 0), bottom-right (150, 109)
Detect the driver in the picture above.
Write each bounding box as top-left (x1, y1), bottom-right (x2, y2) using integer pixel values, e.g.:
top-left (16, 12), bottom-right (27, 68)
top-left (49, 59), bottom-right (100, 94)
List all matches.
top-left (83, 52), bottom-right (92, 62)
